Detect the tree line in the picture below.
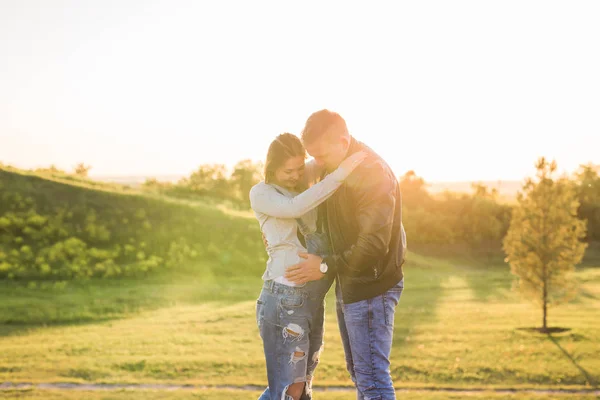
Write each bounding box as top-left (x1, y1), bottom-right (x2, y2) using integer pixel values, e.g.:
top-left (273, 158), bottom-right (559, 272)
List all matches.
top-left (142, 159), bottom-right (599, 255)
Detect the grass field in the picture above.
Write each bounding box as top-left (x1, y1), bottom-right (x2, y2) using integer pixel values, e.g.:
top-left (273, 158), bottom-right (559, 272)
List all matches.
top-left (1, 253), bottom-right (599, 395)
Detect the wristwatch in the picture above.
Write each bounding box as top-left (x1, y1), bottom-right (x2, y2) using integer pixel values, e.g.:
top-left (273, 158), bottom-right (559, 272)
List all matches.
top-left (319, 262), bottom-right (328, 274)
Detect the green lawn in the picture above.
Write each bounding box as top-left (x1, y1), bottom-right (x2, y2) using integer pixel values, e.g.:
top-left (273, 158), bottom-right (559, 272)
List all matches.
top-left (1, 253), bottom-right (599, 393)
top-left (1, 388), bottom-right (599, 400)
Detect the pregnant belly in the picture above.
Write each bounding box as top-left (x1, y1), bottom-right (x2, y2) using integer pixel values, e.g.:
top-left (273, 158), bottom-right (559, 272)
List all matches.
top-left (268, 248), bottom-right (302, 270)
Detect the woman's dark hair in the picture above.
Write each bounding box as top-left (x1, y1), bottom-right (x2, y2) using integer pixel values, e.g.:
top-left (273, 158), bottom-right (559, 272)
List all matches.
top-left (264, 133), bottom-right (306, 184)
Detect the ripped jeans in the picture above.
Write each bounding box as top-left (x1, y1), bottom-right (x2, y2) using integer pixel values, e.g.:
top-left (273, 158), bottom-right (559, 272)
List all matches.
top-left (256, 276), bottom-right (333, 400)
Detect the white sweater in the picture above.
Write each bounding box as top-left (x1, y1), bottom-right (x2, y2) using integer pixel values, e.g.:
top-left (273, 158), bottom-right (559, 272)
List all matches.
top-left (249, 162), bottom-right (353, 286)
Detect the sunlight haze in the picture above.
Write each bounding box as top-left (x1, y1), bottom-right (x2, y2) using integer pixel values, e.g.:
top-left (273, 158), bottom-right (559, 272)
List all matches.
top-left (1, 0), bottom-right (599, 182)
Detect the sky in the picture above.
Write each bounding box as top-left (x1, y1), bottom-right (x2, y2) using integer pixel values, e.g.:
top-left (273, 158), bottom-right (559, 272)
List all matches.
top-left (1, 0), bottom-right (599, 182)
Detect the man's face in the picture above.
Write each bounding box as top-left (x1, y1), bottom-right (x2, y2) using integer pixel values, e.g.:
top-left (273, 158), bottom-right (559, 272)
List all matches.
top-left (304, 127), bottom-right (350, 172)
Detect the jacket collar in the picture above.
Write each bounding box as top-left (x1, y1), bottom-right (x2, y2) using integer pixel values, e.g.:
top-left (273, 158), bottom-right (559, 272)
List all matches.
top-left (319, 136), bottom-right (367, 177)
top-left (345, 135), bottom-right (367, 158)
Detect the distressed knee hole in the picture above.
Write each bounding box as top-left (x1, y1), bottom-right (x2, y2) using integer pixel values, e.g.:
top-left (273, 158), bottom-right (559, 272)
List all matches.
top-left (286, 381), bottom-right (305, 400)
top-left (289, 346), bottom-right (307, 365)
top-left (282, 323), bottom-right (304, 340)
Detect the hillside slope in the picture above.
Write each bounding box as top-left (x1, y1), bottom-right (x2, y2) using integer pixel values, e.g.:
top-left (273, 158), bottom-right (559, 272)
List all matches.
top-left (0, 168), bottom-right (266, 280)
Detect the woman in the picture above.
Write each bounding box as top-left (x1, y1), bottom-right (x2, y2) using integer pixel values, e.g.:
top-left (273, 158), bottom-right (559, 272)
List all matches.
top-left (249, 133), bottom-right (365, 400)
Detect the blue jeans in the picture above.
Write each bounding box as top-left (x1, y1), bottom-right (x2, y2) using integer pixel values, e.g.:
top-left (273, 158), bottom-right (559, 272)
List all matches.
top-left (336, 278), bottom-right (404, 400)
top-left (256, 276), bottom-right (333, 400)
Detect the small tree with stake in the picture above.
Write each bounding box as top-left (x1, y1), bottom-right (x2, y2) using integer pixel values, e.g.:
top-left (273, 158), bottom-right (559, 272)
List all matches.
top-left (503, 157), bottom-right (587, 332)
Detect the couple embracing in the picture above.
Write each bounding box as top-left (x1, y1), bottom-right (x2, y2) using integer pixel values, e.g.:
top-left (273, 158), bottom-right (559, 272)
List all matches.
top-left (250, 109), bottom-right (406, 400)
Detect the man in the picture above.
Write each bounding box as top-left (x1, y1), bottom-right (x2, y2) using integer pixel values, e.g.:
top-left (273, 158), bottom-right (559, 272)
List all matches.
top-left (285, 109), bottom-right (406, 400)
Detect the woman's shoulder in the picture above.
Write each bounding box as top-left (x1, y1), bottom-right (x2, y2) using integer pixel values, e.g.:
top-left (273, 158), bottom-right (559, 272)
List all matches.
top-left (250, 181), bottom-right (271, 197)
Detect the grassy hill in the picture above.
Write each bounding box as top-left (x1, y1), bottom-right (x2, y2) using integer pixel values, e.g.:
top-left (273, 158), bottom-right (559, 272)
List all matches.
top-left (0, 167), bottom-right (265, 281)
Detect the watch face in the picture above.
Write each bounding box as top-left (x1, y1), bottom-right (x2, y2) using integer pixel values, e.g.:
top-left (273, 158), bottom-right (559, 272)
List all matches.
top-left (320, 263), bottom-right (327, 273)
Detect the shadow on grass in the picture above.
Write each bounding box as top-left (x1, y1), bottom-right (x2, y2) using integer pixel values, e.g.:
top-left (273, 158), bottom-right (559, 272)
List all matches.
top-left (441, 251), bottom-right (512, 303)
top-left (515, 327), bottom-right (571, 334)
top-left (0, 270), bottom-right (263, 338)
top-left (390, 253), bottom-right (446, 350)
top-left (0, 318), bottom-right (121, 337)
top-left (317, 251), bottom-right (447, 382)
top-left (578, 288), bottom-right (598, 301)
top-left (410, 245), bottom-right (513, 303)
top-left (464, 267), bottom-right (512, 303)
top-left (580, 242), bottom-right (600, 267)
top-left (547, 333), bottom-right (598, 388)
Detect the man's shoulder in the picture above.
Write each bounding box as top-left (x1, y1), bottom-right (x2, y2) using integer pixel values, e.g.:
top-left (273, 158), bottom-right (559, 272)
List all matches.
top-left (353, 145), bottom-right (397, 185)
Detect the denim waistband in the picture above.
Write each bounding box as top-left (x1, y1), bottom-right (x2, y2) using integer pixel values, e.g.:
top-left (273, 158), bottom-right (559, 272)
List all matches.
top-left (263, 279), bottom-right (308, 295)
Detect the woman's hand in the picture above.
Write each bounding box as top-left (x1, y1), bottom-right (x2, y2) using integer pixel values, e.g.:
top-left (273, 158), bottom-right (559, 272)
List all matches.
top-left (339, 151), bottom-right (367, 175)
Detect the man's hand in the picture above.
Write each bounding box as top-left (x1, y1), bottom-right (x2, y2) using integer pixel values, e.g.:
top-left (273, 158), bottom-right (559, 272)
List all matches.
top-left (285, 253), bottom-right (324, 285)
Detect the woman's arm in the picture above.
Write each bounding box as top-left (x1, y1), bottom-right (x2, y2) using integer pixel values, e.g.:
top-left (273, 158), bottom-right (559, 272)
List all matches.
top-left (250, 151), bottom-right (366, 218)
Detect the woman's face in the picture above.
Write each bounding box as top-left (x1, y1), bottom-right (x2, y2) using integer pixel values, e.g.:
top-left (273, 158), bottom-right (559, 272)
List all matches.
top-left (273, 156), bottom-right (305, 190)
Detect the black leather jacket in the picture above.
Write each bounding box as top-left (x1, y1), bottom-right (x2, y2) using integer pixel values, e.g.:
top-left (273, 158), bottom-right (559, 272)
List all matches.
top-left (323, 137), bottom-right (406, 304)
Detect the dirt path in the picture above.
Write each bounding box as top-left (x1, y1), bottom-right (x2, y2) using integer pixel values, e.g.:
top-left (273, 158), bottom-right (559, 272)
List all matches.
top-left (1, 382), bottom-right (599, 395)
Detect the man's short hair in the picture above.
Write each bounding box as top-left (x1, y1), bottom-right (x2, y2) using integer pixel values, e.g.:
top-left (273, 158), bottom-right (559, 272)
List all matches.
top-left (301, 109), bottom-right (348, 144)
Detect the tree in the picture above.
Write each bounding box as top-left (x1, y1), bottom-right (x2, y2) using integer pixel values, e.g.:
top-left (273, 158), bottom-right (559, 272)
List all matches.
top-left (399, 170), bottom-right (430, 209)
top-left (503, 157), bottom-right (587, 331)
top-left (187, 164), bottom-right (231, 198)
top-left (573, 163), bottom-right (600, 242)
top-left (34, 164), bottom-right (64, 174)
top-left (457, 183), bottom-right (508, 254)
top-left (230, 159), bottom-right (263, 205)
top-left (142, 178), bottom-right (173, 193)
top-left (74, 163), bottom-right (92, 177)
